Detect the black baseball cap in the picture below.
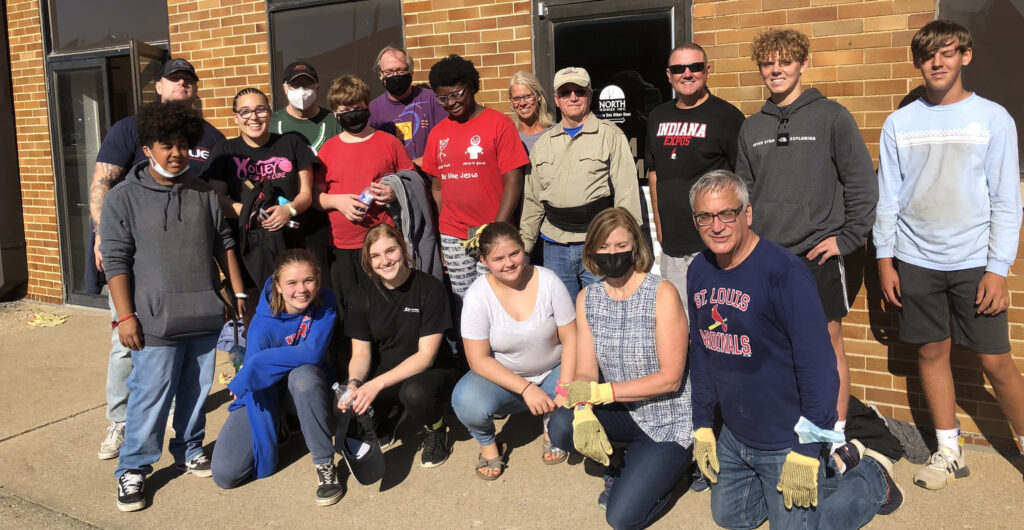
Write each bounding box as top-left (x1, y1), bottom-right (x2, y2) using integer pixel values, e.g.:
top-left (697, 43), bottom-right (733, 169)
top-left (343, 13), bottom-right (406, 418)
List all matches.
top-left (161, 58), bottom-right (198, 80)
top-left (283, 60), bottom-right (318, 83)
top-left (334, 409), bottom-right (385, 485)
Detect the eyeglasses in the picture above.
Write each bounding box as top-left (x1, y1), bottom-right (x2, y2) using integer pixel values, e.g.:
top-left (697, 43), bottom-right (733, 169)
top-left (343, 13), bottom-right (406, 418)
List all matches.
top-left (234, 106), bottom-right (270, 120)
top-left (668, 62), bottom-right (706, 75)
top-left (556, 87), bottom-right (588, 99)
top-left (510, 93), bottom-right (536, 104)
top-left (435, 87), bottom-right (468, 105)
top-left (694, 206), bottom-right (745, 226)
top-left (381, 68), bottom-right (410, 77)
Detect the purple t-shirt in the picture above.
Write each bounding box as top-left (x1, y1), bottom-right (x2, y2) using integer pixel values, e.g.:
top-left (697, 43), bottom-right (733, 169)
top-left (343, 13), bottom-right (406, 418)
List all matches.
top-left (369, 85), bottom-right (448, 161)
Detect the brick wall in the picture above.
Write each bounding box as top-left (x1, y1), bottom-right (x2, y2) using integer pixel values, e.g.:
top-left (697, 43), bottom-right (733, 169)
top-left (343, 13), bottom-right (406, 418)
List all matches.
top-left (694, 0), bottom-right (1023, 449)
top-left (402, 0), bottom-right (532, 110)
top-left (167, 0), bottom-right (272, 135)
top-left (7, 0), bottom-right (60, 303)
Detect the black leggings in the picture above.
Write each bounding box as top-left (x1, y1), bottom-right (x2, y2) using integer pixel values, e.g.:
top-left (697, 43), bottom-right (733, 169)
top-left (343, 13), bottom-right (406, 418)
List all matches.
top-left (373, 366), bottom-right (462, 427)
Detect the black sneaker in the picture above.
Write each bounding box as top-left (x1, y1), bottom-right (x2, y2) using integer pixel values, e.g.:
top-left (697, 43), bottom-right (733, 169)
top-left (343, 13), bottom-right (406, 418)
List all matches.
top-left (863, 447), bottom-right (904, 516)
top-left (314, 462), bottom-right (343, 507)
top-left (116, 470), bottom-right (146, 512)
top-left (597, 473), bottom-right (616, 510)
top-left (420, 424), bottom-right (450, 468)
top-left (834, 440), bottom-right (864, 474)
top-left (689, 464), bottom-right (710, 492)
top-left (177, 453), bottom-right (212, 478)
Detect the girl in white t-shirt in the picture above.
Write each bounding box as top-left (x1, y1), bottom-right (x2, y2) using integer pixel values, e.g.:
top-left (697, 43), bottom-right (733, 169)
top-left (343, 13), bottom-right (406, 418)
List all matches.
top-left (451, 222), bottom-right (577, 480)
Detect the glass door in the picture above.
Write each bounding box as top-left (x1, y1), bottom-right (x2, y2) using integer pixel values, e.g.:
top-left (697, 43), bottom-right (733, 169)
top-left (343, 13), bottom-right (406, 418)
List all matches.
top-left (130, 39), bottom-right (166, 109)
top-left (48, 58), bottom-right (112, 307)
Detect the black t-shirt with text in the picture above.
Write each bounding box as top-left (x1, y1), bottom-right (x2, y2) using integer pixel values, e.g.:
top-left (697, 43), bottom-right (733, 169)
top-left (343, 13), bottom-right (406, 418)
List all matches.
top-left (203, 133), bottom-right (316, 205)
top-left (344, 269), bottom-right (455, 375)
top-left (644, 95), bottom-right (744, 256)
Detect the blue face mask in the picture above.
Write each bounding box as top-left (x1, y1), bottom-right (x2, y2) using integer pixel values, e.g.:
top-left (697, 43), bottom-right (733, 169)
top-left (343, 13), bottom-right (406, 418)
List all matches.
top-left (794, 416), bottom-right (845, 444)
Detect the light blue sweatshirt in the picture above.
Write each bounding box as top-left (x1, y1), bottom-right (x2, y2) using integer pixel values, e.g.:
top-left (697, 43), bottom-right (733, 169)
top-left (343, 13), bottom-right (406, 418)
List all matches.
top-left (873, 94), bottom-right (1022, 276)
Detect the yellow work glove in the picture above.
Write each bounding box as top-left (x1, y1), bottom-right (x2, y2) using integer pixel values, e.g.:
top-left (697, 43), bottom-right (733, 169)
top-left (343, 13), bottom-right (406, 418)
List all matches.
top-left (693, 428), bottom-right (719, 484)
top-left (459, 224), bottom-right (488, 258)
top-left (572, 403), bottom-right (613, 466)
top-left (564, 381), bottom-right (615, 406)
top-left (776, 451), bottom-right (820, 509)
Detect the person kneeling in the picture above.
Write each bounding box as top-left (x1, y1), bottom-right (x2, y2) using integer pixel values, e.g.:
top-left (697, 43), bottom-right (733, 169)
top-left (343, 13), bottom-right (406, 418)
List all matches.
top-left (451, 223), bottom-right (577, 480)
top-left (211, 250), bottom-right (342, 507)
top-left (547, 208), bottom-right (692, 530)
top-left (686, 170), bottom-right (902, 529)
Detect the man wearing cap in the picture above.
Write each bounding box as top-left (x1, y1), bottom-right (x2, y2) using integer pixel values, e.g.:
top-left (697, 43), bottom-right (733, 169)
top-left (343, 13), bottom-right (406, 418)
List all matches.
top-left (89, 57), bottom-right (225, 462)
top-left (270, 60), bottom-right (342, 154)
top-left (269, 60), bottom-right (339, 277)
top-left (520, 66), bottom-right (641, 300)
top-left (368, 46), bottom-right (447, 168)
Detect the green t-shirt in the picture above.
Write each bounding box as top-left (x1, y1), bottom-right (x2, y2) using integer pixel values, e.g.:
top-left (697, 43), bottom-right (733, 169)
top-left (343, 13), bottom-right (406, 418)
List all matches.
top-left (270, 106), bottom-right (342, 153)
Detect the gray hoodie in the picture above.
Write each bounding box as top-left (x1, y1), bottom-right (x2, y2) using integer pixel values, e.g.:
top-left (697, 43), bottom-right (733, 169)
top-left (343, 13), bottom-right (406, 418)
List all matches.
top-left (735, 88), bottom-right (877, 256)
top-left (100, 162), bottom-right (235, 345)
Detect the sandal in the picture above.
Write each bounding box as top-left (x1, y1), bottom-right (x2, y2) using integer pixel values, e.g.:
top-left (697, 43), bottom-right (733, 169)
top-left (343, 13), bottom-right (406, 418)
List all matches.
top-left (475, 443), bottom-right (508, 481)
top-left (542, 438), bottom-right (567, 465)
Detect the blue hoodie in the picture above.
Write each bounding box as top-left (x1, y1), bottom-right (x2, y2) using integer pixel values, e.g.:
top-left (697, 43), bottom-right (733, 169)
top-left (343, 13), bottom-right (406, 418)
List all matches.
top-left (226, 278), bottom-right (337, 479)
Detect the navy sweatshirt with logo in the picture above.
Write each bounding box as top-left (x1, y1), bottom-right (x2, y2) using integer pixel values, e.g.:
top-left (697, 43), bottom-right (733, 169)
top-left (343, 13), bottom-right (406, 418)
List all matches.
top-left (686, 239), bottom-right (838, 457)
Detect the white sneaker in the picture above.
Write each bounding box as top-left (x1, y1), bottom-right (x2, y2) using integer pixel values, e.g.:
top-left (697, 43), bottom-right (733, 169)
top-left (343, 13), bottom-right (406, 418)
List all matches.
top-left (98, 421), bottom-right (125, 460)
top-left (913, 446), bottom-right (969, 490)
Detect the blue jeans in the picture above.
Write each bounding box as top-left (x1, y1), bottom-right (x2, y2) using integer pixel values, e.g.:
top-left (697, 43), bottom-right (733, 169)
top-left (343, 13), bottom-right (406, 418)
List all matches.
top-left (106, 294), bottom-right (132, 423)
top-left (710, 425), bottom-right (887, 530)
top-left (211, 364), bottom-right (335, 488)
top-left (451, 365), bottom-right (561, 447)
top-left (542, 239), bottom-right (599, 302)
top-left (548, 405), bottom-right (692, 530)
top-left (115, 333), bottom-right (217, 478)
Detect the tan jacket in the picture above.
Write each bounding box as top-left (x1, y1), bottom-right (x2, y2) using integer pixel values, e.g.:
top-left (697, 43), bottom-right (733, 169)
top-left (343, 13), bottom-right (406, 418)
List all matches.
top-left (520, 115), bottom-right (641, 250)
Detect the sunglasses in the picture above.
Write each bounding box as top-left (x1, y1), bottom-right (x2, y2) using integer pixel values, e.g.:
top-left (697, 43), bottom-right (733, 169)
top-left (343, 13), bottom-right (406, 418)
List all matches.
top-left (556, 87), bottom-right (588, 99)
top-left (668, 62), bottom-right (706, 75)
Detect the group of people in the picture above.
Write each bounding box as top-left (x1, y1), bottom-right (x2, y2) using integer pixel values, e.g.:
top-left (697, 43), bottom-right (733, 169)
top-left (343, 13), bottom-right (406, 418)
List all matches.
top-left (86, 19), bottom-right (1022, 530)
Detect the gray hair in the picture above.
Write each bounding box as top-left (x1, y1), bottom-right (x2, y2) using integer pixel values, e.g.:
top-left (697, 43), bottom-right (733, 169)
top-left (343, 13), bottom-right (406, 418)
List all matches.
top-left (374, 45), bottom-right (414, 74)
top-left (688, 169), bottom-right (750, 210)
top-left (508, 71), bottom-right (555, 128)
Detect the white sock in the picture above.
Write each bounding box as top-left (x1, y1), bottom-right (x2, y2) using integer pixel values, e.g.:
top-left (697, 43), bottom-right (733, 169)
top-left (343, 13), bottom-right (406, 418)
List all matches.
top-left (830, 420), bottom-right (847, 454)
top-left (936, 427), bottom-right (961, 455)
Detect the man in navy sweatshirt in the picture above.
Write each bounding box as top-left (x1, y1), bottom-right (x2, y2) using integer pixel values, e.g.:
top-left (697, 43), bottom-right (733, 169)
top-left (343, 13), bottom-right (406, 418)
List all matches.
top-left (735, 28), bottom-right (878, 437)
top-left (686, 170), bottom-right (900, 528)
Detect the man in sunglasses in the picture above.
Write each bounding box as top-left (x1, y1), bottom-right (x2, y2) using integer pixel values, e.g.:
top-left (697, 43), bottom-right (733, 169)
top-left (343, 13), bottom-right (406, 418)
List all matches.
top-left (686, 170), bottom-right (902, 529)
top-left (734, 28), bottom-right (877, 442)
top-left (520, 66), bottom-right (641, 300)
top-left (369, 46), bottom-right (447, 169)
top-left (645, 44), bottom-right (744, 315)
top-left (89, 57), bottom-right (225, 463)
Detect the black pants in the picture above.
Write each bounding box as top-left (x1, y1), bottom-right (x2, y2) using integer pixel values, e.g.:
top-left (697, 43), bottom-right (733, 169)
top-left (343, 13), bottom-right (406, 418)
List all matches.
top-left (373, 365), bottom-right (462, 427)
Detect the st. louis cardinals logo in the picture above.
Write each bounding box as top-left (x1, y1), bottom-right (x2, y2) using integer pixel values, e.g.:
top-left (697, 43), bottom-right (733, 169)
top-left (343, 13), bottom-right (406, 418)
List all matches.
top-left (709, 304), bottom-right (727, 332)
top-left (285, 313), bottom-right (312, 345)
top-left (694, 288), bottom-right (751, 357)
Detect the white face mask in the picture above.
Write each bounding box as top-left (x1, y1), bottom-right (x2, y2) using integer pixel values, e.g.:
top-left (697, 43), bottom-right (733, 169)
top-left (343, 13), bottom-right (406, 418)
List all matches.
top-left (287, 87), bottom-right (316, 110)
top-left (150, 157), bottom-right (190, 179)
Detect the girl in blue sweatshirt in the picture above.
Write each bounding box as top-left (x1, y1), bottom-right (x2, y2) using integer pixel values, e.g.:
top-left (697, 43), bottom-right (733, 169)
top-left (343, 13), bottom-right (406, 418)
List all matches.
top-left (211, 249), bottom-right (341, 506)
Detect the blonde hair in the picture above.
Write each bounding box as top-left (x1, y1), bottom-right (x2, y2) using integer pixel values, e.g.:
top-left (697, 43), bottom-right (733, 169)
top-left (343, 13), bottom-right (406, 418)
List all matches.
top-left (270, 249), bottom-right (323, 315)
top-left (751, 28), bottom-right (810, 64)
top-left (508, 71), bottom-right (554, 129)
top-left (582, 208), bottom-right (653, 276)
top-left (360, 224), bottom-right (414, 282)
top-left (328, 74), bottom-right (371, 109)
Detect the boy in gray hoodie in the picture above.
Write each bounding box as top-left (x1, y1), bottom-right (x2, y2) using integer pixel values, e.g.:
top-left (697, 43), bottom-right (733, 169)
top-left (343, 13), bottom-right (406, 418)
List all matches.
top-left (735, 28), bottom-right (878, 436)
top-left (101, 101), bottom-right (246, 512)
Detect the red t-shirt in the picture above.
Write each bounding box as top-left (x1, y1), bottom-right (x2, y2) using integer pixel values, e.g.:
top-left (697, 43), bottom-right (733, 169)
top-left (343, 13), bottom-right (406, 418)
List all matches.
top-left (421, 107), bottom-right (529, 238)
top-left (316, 131), bottom-right (414, 249)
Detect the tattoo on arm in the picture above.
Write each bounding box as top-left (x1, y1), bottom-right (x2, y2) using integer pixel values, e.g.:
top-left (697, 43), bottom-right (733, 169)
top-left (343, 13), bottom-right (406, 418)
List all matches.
top-left (89, 162), bottom-right (125, 225)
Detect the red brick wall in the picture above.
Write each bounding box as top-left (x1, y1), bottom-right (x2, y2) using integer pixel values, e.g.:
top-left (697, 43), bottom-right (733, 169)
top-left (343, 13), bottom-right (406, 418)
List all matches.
top-left (7, 0), bottom-right (60, 303)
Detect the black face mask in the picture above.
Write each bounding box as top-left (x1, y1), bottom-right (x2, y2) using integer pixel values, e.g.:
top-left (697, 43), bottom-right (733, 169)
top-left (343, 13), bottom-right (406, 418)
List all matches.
top-left (336, 108), bottom-right (371, 133)
top-left (383, 73), bottom-right (413, 97)
top-left (594, 250), bottom-right (634, 279)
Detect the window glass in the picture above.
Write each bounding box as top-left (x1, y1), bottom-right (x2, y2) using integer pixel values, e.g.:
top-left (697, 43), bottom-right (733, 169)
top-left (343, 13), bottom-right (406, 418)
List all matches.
top-left (47, 0), bottom-right (168, 53)
top-left (942, 0), bottom-right (1024, 171)
top-left (269, 0), bottom-right (404, 111)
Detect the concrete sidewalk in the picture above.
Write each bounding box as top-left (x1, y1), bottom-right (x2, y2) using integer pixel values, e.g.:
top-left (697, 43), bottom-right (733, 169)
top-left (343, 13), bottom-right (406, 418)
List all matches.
top-left (0, 301), bottom-right (1021, 529)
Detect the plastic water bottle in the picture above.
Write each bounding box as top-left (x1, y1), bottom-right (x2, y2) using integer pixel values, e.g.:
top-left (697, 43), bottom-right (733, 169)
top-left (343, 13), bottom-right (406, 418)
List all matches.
top-left (229, 344), bottom-right (245, 373)
top-left (358, 186), bottom-right (376, 207)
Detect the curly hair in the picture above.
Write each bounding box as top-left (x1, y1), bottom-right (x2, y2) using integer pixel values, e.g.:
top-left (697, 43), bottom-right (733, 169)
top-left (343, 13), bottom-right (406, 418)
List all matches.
top-left (911, 20), bottom-right (972, 67)
top-left (429, 54), bottom-right (480, 94)
top-left (135, 101), bottom-right (204, 148)
top-left (750, 28), bottom-right (810, 64)
top-left (328, 74), bottom-right (371, 110)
